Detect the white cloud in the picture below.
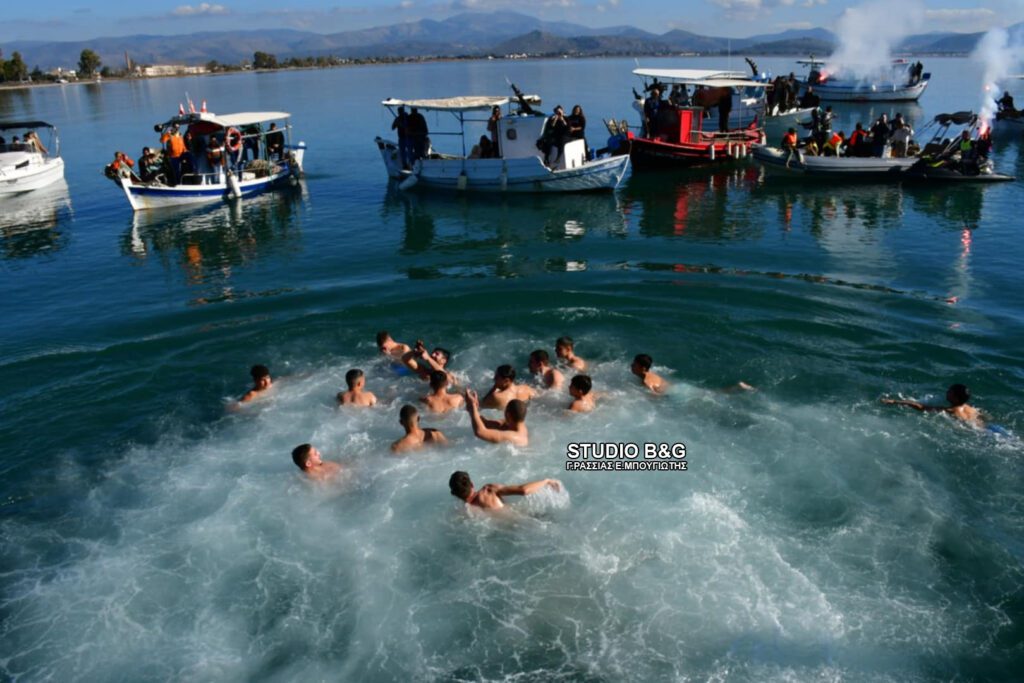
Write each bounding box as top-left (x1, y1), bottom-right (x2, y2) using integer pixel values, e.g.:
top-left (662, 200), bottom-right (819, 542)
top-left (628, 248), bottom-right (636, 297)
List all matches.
top-left (400, 0), bottom-right (415, 7)
top-left (172, 3), bottom-right (229, 16)
top-left (924, 8), bottom-right (997, 32)
top-left (776, 21), bottom-right (813, 29)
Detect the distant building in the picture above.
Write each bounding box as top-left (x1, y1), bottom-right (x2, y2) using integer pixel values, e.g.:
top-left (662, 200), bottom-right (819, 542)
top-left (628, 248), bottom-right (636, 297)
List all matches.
top-left (48, 67), bottom-right (77, 79)
top-left (137, 64), bottom-right (209, 77)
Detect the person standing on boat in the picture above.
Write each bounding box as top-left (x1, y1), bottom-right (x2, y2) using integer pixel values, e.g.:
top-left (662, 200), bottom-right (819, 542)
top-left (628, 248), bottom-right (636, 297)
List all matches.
top-left (717, 92), bottom-right (733, 133)
top-left (266, 123), bottom-right (285, 161)
top-left (799, 86), bottom-right (819, 109)
top-left (487, 105), bottom-right (502, 158)
top-left (160, 123), bottom-right (190, 185)
top-left (568, 105), bottom-right (588, 156)
top-left (997, 91), bottom-right (1017, 115)
top-left (643, 87), bottom-right (662, 138)
top-left (407, 107), bottom-right (429, 163)
top-left (392, 105), bottom-right (413, 169)
top-left (541, 105), bottom-right (571, 165)
top-left (871, 114), bottom-right (890, 157)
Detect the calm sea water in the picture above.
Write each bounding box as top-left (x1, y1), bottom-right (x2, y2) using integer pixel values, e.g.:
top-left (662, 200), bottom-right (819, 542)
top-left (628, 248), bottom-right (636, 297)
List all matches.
top-left (2, 57), bottom-right (1023, 681)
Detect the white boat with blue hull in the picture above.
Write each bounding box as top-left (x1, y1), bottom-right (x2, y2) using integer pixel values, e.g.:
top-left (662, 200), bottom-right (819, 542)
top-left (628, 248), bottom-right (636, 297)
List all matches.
top-left (376, 93), bottom-right (629, 194)
top-left (109, 110), bottom-right (305, 212)
top-left (0, 121), bottom-right (65, 195)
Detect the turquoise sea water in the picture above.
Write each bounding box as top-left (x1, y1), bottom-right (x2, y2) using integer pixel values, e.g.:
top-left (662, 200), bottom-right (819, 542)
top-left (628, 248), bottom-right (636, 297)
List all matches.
top-left (2, 57), bottom-right (1023, 681)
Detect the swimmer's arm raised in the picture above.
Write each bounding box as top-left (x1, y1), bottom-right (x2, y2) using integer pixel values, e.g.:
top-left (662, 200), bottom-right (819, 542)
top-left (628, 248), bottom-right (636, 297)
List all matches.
top-left (493, 479), bottom-right (561, 497)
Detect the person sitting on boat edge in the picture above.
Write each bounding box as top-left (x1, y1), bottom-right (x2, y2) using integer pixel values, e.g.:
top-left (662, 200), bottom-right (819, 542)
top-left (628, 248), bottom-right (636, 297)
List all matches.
top-left (137, 147), bottom-right (164, 183)
top-left (106, 150), bottom-right (139, 181)
top-left (822, 131), bottom-right (845, 157)
top-left (468, 135), bottom-right (495, 159)
top-left (844, 123), bottom-right (869, 157)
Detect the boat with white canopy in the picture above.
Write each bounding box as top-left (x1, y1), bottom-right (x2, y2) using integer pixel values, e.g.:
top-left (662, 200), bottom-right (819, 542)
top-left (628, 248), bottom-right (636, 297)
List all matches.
top-left (0, 121), bottom-right (65, 195)
top-left (106, 109), bottom-right (305, 212)
top-left (375, 89), bottom-right (629, 193)
top-left (795, 57), bottom-right (930, 102)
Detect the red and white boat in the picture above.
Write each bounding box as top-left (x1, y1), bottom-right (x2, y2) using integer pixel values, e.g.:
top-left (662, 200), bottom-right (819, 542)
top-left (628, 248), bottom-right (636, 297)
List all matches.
top-left (629, 69), bottom-right (765, 170)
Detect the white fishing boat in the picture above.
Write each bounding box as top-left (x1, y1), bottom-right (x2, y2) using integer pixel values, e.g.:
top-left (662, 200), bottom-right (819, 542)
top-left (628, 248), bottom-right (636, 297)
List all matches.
top-left (795, 58), bottom-right (930, 102)
top-left (375, 90), bottom-right (629, 193)
top-left (107, 109), bottom-right (305, 212)
top-left (752, 145), bottom-right (917, 178)
top-left (0, 121), bottom-right (65, 195)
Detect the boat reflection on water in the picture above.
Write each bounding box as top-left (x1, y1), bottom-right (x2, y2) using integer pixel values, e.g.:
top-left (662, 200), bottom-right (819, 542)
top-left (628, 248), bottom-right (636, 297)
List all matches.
top-left (122, 183), bottom-right (307, 303)
top-left (620, 165), bottom-right (762, 239)
top-left (0, 179), bottom-right (73, 259)
top-left (905, 183), bottom-right (985, 229)
top-left (378, 181), bottom-right (627, 279)
top-left (754, 179), bottom-right (907, 237)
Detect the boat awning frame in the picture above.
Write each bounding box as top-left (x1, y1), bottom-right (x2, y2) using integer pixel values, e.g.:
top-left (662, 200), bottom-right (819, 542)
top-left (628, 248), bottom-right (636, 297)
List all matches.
top-left (0, 120), bottom-right (57, 131)
top-left (156, 111), bottom-right (291, 129)
top-left (380, 95), bottom-right (541, 112)
top-left (632, 69), bottom-right (767, 88)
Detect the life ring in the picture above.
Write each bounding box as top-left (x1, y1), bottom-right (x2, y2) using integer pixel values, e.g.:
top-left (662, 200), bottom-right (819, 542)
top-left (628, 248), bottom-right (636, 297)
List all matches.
top-left (225, 128), bottom-right (243, 153)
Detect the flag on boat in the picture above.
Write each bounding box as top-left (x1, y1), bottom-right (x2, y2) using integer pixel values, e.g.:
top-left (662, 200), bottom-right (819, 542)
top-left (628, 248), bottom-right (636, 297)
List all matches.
top-left (178, 103), bottom-right (185, 115)
top-left (200, 100), bottom-right (207, 113)
top-left (188, 99), bottom-right (196, 114)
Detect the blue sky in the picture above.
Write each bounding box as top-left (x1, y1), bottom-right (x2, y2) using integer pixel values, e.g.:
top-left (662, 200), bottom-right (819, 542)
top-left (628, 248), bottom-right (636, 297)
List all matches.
top-left (1, 0), bottom-right (1022, 42)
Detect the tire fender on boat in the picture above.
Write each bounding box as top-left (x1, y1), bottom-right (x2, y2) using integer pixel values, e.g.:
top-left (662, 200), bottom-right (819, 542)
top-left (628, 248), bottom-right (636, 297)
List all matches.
top-left (457, 171), bottom-right (468, 191)
top-left (226, 169), bottom-right (242, 200)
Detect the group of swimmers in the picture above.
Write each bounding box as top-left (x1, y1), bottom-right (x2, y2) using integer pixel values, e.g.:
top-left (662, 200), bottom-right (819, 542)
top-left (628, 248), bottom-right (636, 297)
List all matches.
top-left (238, 332), bottom-right (996, 511)
top-left (237, 332), bottom-right (700, 508)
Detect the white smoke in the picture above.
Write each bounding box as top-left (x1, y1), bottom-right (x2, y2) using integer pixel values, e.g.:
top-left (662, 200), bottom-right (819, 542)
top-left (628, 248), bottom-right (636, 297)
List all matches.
top-left (826, 0), bottom-right (925, 81)
top-left (971, 27), bottom-right (1024, 129)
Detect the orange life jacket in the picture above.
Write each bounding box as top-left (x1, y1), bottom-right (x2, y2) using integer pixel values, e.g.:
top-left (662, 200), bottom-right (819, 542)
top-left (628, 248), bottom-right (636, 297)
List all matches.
top-left (782, 132), bottom-right (797, 148)
top-left (161, 132), bottom-right (187, 158)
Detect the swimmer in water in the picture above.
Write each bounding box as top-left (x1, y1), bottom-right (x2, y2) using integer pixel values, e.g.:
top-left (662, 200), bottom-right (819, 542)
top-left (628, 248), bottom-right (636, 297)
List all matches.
top-left (568, 374), bottom-right (595, 413)
top-left (528, 349), bottom-right (564, 389)
top-left (882, 383), bottom-right (985, 428)
top-left (240, 364), bottom-right (273, 402)
top-left (448, 470), bottom-right (562, 510)
top-left (631, 354), bottom-right (668, 394)
top-left (402, 340), bottom-right (452, 381)
top-left (555, 336), bottom-right (587, 371)
top-left (291, 444), bottom-right (342, 481)
top-left (391, 404), bottom-right (447, 453)
top-left (481, 364), bottom-right (535, 410)
top-left (376, 330), bottom-right (411, 360)
top-left (420, 370), bottom-right (464, 414)
top-left (337, 368), bottom-right (377, 407)
top-left (465, 388), bottom-right (529, 447)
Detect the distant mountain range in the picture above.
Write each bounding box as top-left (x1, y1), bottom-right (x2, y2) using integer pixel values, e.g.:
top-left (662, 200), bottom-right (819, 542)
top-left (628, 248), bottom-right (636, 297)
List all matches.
top-left (4, 11), bottom-right (1022, 70)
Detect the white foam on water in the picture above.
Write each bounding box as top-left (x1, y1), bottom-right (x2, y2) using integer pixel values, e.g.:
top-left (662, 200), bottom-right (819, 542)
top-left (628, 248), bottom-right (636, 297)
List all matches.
top-left (3, 337), bottom-right (1021, 680)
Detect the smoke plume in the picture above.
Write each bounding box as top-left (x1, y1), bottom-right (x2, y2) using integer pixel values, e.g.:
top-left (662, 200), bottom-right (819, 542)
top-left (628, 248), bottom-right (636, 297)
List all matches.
top-left (971, 27), bottom-right (1024, 128)
top-left (826, 0), bottom-right (924, 80)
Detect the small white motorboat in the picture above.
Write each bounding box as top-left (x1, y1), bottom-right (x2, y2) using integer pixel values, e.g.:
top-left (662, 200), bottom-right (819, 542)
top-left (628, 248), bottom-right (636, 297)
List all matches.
top-left (107, 109), bottom-right (305, 212)
top-left (0, 121), bottom-right (65, 195)
top-left (376, 88), bottom-right (629, 193)
top-left (795, 58), bottom-right (930, 102)
top-left (752, 144), bottom-right (918, 179)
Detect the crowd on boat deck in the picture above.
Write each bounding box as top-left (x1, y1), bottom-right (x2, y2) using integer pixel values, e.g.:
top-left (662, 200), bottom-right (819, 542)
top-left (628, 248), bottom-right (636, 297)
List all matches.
top-left (782, 109), bottom-right (920, 158)
top-left (104, 120), bottom-right (287, 185)
top-left (391, 105), bottom-right (430, 169)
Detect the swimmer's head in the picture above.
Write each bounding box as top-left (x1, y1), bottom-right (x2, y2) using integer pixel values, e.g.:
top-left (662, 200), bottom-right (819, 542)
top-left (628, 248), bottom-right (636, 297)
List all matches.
top-left (432, 348), bottom-right (451, 367)
top-left (570, 374), bottom-right (592, 397)
top-left (631, 354), bottom-right (652, 376)
top-left (494, 364), bottom-right (516, 389)
top-left (505, 399), bottom-right (528, 425)
top-left (429, 370), bottom-right (448, 391)
top-left (449, 471), bottom-right (473, 501)
top-left (376, 330), bottom-right (392, 350)
top-left (345, 368), bottom-right (364, 390)
top-left (251, 364), bottom-right (271, 389)
top-left (400, 404), bottom-right (419, 428)
top-left (947, 384), bottom-right (970, 406)
top-left (555, 336), bottom-right (574, 357)
top-left (528, 349), bottom-right (549, 372)
top-left (291, 443), bottom-right (320, 470)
